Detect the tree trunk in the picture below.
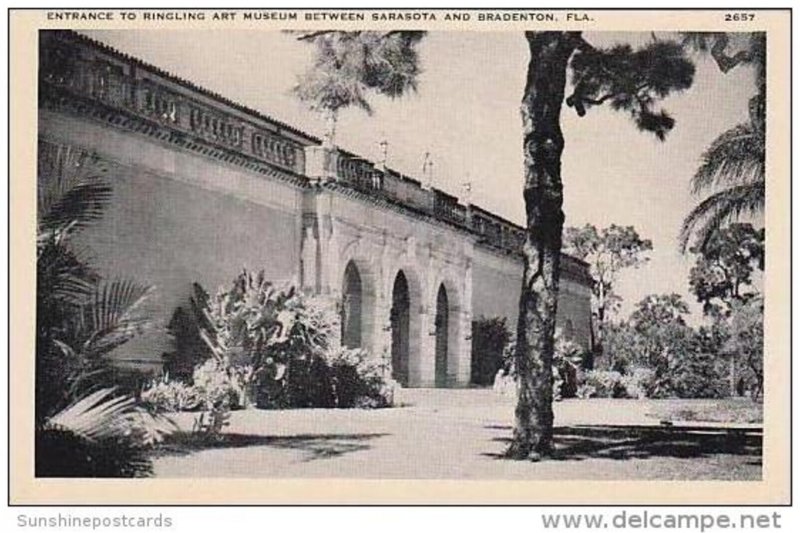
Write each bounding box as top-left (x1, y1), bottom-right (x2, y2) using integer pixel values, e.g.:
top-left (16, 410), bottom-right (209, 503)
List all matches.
top-left (508, 32), bottom-right (580, 460)
top-left (323, 108), bottom-right (338, 148)
top-left (592, 295), bottom-right (606, 369)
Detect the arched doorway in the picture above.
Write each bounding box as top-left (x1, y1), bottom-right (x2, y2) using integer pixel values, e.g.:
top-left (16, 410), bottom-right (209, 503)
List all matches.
top-left (435, 284), bottom-right (449, 387)
top-left (390, 271), bottom-right (410, 386)
top-left (341, 261), bottom-right (362, 348)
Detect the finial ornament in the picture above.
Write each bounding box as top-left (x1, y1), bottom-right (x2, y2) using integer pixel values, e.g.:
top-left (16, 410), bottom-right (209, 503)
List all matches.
top-left (422, 152), bottom-right (434, 189)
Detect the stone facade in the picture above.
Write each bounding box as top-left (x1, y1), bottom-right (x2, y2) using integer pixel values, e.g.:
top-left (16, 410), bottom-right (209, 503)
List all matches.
top-left (37, 31), bottom-right (593, 387)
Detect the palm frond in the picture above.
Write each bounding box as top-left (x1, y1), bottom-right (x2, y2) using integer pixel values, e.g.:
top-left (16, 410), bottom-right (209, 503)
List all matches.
top-left (77, 279), bottom-right (153, 358)
top-left (679, 182), bottom-right (765, 252)
top-left (45, 388), bottom-right (175, 444)
top-left (691, 122), bottom-right (764, 193)
top-left (46, 388), bottom-right (134, 439)
top-left (37, 239), bottom-right (98, 306)
top-left (37, 389), bottom-right (176, 477)
top-left (37, 142), bottom-right (112, 238)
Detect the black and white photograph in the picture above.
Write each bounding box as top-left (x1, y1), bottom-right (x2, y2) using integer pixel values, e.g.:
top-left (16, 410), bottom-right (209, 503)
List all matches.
top-left (9, 7), bottom-right (791, 505)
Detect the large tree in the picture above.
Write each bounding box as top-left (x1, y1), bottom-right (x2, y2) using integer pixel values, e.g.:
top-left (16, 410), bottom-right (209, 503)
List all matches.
top-left (292, 31), bottom-right (425, 146)
top-left (688, 222), bottom-right (764, 317)
top-left (628, 293), bottom-right (694, 395)
top-left (563, 224), bottom-right (652, 365)
top-left (688, 221), bottom-right (763, 396)
top-left (295, 31), bottom-right (694, 459)
top-left (722, 297), bottom-right (764, 399)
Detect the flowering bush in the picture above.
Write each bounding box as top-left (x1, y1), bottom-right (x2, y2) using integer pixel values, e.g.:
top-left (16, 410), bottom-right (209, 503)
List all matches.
top-left (191, 358), bottom-right (251, 411)
top-left (577, 368), bottom-right (656, 399)
top-left (140, 376), bottom-right (201, 413)
top-left (140, 359), bottom-right (251, 437)
top-left (577, 370), bottom-right (626, 399)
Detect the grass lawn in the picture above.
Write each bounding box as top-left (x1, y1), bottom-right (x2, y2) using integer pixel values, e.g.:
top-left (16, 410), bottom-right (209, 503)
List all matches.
top-left (645, 398), bottom-right (763, 424)
top-left (151, 389), bottom-right (761, 480)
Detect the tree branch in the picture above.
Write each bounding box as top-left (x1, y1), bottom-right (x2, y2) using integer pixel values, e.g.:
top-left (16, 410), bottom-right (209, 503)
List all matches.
top-left (710, 34), bottom-right (753, 73)
top-left (295, 30), bottom-right (408, 42)
top-left (295, 30), bottom-right (339, 41)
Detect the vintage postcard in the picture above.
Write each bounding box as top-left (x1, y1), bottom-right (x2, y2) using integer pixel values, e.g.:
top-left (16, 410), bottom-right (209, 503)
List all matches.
top-left (8, 8), bottom-right (791, 505)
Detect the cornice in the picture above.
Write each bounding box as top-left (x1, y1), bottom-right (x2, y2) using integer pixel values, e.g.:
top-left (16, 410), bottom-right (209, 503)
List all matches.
top-left (40, 83), bottom-right (311, 190)
top-left (59, 30), bottom-right (320, 145)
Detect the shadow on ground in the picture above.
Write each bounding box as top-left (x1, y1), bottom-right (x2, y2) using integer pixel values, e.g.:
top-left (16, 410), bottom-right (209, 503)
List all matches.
top-left (485, 424), bottom-right (762, 462)
top-left (155, 432), bottom-right (389, 462)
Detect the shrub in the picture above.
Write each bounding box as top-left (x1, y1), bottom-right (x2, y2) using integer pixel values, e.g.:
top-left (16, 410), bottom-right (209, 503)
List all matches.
top-left (161, 283), bottom-right (214, 382)
top-left (140, 376), bottom-right (201, 412)
top-left (326, 347), bottom-right (396, 408)
top-left (620, 367), bottom-right (656, 399)
top-left (553, 332), bottom-right (585, 400)
top-left (470, 317), bottom-right (512, 386)
top-left (141, 358), bottom-right (252, 437)
top-left (166, 269), bottom-right (396, 411)
top-left (577, 370), bottom-right (626, 399)
top-left (667, 349), bottom-right (728, 399)
top-left (199, 270), bottom-right (340, 409)
top-left (192, 358), bottom-right (251, 411)
top-left (498, 328), bottom-right (585, 401)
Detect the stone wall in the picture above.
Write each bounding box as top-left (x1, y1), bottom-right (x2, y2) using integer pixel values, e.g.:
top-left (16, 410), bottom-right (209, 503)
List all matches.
top-left (472, 247), bottom-right (593, 352)
top-left (37, 30), bottom-right (594, 387)
top-left (40, 112), bottom-right (304, 363)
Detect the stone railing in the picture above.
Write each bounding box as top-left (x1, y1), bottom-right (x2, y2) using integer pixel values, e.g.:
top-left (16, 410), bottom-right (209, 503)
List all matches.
top-left (333, 152), bottom-right (529, 255)
top-left (433, 189), bottom-right (467, 226)
top-left (335, 155), bottom-right (381, 191)
top-left (382, 170), bottom-right (433, 213)
top-left (469, 206), bottom-right (526, 253)
top-left (41, 32), bottom-right (589, 280)
top-left (39, 31), bottom-right (307, 176)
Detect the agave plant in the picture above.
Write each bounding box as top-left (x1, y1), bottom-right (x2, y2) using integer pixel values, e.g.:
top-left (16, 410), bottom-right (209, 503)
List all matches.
top-left (36, 388), bottom-right (175, 477)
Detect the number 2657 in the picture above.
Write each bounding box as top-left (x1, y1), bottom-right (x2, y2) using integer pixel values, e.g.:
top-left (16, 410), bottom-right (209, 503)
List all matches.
top-left (725, 13), bottom-right (755, 22)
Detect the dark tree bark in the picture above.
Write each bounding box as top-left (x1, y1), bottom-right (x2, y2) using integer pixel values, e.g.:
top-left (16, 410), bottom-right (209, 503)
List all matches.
top-left (508, 32), bottom-right (582, 460)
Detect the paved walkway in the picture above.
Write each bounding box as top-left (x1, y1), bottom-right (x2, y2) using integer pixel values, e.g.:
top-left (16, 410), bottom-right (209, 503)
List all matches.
top-left (152, 389), bottom-right (762, 480)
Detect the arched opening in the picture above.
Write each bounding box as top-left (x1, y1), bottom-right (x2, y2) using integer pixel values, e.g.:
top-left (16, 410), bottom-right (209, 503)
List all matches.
top-left (435, 284), bottom-right (449, 387)
top-left (341, 261), bottom-right (362, 349)
top-left (390, 271), bottom-right (410, 386)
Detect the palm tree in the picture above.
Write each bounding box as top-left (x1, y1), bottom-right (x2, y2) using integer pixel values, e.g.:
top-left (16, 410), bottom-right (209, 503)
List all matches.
top-left (37, 142), bottom-right (152, 421)
top-left (36, 388), bottom-right (174, 477)
top-left (36, 142), bottom-right (174, 477)
top-left (679, 32), bottom-right (765, 253)
top-left (679, 122), bottom-right (765, 252)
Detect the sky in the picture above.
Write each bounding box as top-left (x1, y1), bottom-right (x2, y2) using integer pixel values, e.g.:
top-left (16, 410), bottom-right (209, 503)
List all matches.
top-left (82, 30), bottom-right (761, 320)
